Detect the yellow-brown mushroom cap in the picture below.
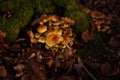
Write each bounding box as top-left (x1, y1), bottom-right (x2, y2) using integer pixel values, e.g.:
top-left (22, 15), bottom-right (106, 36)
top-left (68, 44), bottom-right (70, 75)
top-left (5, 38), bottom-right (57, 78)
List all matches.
top-left (62, 37), bottom-right (70, 45)
top-left (61, 17), bottom-right (75, 25)
top-left (38, 36), bottom-right (46, 43)
top-left (46, 32), bottom-right (63, 47)
top-left (37, 25), bottom-right (47, 33)
top-left (54, 29), bottom-right (63, 36)
top-left (50, 15), bottom-right (59, 22)
top-left (91, 11), bottom-right (106, 19)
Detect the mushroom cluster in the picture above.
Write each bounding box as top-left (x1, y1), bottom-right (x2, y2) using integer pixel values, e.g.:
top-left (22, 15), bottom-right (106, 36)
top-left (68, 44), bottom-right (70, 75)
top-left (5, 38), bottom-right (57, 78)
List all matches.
top-left (91, 10), bottom-right (110, 32)
top-left (30, 14), bottom-right (75, 51)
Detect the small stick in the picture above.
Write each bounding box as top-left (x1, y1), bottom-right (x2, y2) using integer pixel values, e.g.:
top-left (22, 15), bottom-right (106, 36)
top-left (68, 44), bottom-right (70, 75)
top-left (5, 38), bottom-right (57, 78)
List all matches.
top-left (78, 57), bottom-right (97, 80)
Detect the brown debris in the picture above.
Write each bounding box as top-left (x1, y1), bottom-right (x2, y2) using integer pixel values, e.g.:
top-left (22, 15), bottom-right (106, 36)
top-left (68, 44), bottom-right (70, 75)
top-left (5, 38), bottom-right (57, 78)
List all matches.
top-left (0, 66), bottom-right (7, 77)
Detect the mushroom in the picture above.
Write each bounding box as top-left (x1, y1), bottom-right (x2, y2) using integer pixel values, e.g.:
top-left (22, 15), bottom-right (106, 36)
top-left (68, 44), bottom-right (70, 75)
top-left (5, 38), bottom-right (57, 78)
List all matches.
top-left (61, 17), bottom-right (75, 25)
top-left (53, 21), bottom-right (60, 26)
top-left (35, 33), bottom-right (40, 38)
top-left (31, 38), bottom-right (37, 43)
top-left (43, 17), bottom-right (49, 23)
top-left (91, 10), bottom-right (106, 19)
top-left (101, 25), bottom-right (110, 32)
top-left (37, 25), bottom-right (47, 33)
top-left (63, 28), bottom-right (73, 37)
top-left (50, 15), bottom-right (59, 22)
top-left (38, 36), bottom-right (46, 43)
top-left (46, 32), bottom-right (63, 47)
top-left (54, 29), bottom-right (63, 36)
top-left (62, 37), bottom-right (70, 45)
top-left (61, 23), bottom-right (70, 28)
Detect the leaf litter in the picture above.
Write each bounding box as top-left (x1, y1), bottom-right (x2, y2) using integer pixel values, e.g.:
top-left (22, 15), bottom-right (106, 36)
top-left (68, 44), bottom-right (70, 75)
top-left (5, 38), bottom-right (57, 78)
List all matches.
top-left (0, 0), bottom-right (120, 80)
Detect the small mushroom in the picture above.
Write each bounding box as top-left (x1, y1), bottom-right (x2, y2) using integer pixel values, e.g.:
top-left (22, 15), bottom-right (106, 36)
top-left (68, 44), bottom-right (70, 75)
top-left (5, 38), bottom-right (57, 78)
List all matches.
top-left (31, 38), bottom-right (37, 43)
top-left (43, 17), bottom-right (49, 23)
top-left (101, 25), bottom-right (110, 32)
top-left (91, 10), bottom-right (106, 19)
top-left (61, 17), bottom-right (75, 25)
top-left (61, 23), bottom-right (70, 28)
top-left (27, 30), bottom-right (34, 39)
top-left (37, 25), bottom-right (47, 33)
top-left (97, 24), bottom-right (101, 31)
top-left (46, 32), bottom-right (63, 47)
top-left (50, 15), bottom-right (59, 22)
top-left (48, 21), bottom-right (52, 26)
top-left (62, 37), bottom-right (70, 45)
top-left (53, 21), bottom-right (60, 26)
top-left (63, 28), bottom-right (73, 37)
top-left (35, 33), bottom-right (40, 38)
top-left (38, 36), bottom-right (46, 43)
top-left (39, 21), bottom-right (44, 25)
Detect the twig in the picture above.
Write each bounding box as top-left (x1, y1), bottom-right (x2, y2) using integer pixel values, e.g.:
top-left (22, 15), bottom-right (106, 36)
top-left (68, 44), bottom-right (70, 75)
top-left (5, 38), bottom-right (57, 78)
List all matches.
top-left (78, 57), bottom-right (97, 80)
top-left (81, 64), bottom-right (97, 80)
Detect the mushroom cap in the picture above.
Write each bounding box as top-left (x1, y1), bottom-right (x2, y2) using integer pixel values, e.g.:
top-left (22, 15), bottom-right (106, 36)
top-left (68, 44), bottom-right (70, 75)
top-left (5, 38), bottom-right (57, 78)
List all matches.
top-left (54, 29), bottom-right (63, 36)
top-left (43, 17), bottom-right (49, 23)
top-left (61, 23), bottom-right (70, 28)
top-left (31, 38), bottom-right (37, 43)
top-left (46, 32), bottom-right (63, 47)
top-left (91, 11), bottom-right (106, 19)
top-left (38, 36), bottom-right (46, 43)
top-left (35, 33), bottom-right (40, 38)
top-left (27, 30), bottom-right (34, 39)
top-left (62, 37), bottom-right (70, 44)
top-left (37, 25), bottom-right (47, 33)
top-left (50, 15), bottom-right (59, 22)
top-left (61, 17), bottom-right (75, 25)
top-left (63, 28), bottom-right (73, 37)
top-left (53, 21), bottom-right (60, 26)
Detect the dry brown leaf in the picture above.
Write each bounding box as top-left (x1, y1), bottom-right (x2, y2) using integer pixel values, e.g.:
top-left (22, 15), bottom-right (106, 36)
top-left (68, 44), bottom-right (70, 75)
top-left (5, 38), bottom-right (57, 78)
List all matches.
top-left (58, 75), bottom-right (75, 80)
top-left (86, 61), bottom-right (100, 69)
top-left (100, 63), bottom-right (111, 74)
top-left (30, 59), bottom-right (47, 80)
top-left (89, 19), bottom-right (97, 31)
top-left (108, 37), bottom-right (120, 47)
top-left (47, 59), bottom-right (54, 68)
top-left (0, 66), bottom-right (7, 77)
top-left (81, 29), bottom-right (95, 42)
top-left (0, 30), bottom-right (6, 38)
top-left (15, 72), bottom-right (23, 77)
top-left (14, 64), bottom-right (25, 72)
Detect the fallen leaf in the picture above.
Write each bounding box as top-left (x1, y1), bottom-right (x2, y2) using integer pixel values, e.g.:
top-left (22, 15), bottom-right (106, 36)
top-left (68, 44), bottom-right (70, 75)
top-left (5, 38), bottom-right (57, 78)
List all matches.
top-left (100, 63), bottom-right (111, 74)
top-left (15, 72), bottom-right (23, 77)
top-left (58, 75), bottom-right (75, 80)
top-left (108, 37), bottom-right (120, 47)
top-left (89, 19), bottom-right (97, 31)
top-left (14, 63), bottom-right (25, 72)
top-left (81, 29), bottom-right (95, 42)
top-left (0, 66), bottom-right (7, 77)
top-left (47, 59), bottom-right (54, 68)
top-left (29, 59), bottom-right (47, 80)
top-left (0, 30), bottom-right (6, 38)
top-left (28, 53), bottom-right (36, 60)
top-left (15, 38), bottom-right (27, 43)
top-left (86, 61), bottom-right (100, 69)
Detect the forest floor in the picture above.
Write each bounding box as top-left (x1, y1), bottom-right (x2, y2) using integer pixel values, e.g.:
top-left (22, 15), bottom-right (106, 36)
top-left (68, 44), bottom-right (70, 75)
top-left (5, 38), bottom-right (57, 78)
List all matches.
top-left (0, 0), bottom-right (120, 80)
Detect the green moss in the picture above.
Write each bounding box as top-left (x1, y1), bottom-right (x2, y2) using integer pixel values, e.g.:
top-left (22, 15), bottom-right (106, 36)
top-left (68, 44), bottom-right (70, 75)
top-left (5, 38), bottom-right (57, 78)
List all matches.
top-left (64, 0), bottom-right (90, 32)
top-left (65, 10), bottom-right (90, 32)
top-left (0, 0), bottom-right (34, 42)
top-left (32, 0), bottom-right (55, 14)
